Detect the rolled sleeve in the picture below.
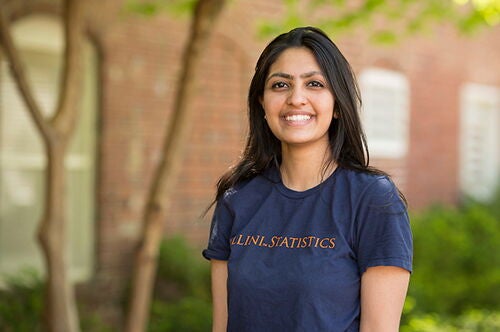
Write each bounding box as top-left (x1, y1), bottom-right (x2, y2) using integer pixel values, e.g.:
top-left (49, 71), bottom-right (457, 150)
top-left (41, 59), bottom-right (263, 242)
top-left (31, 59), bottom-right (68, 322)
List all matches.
top-left (202, 199), bottom-right (233, 261)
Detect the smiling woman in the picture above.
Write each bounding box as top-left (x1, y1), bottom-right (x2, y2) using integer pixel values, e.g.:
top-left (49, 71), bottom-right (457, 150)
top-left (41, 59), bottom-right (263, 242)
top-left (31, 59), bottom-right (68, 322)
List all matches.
top-left (203, 27), bottom-right (413, 332)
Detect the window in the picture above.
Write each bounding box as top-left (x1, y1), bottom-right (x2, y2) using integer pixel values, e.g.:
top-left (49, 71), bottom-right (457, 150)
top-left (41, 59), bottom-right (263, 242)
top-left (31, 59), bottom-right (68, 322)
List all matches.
top-left (359, 68), bottom-right (410, 158)
top-left (459, 83), bottom-right (499, 202)
top-left (0, 15), bottom-right (97, 282)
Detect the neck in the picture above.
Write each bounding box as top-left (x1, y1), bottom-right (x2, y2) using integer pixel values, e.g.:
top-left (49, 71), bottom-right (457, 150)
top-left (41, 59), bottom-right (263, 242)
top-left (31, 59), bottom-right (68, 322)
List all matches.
top-left (279, 143), bottom-right (335, 191)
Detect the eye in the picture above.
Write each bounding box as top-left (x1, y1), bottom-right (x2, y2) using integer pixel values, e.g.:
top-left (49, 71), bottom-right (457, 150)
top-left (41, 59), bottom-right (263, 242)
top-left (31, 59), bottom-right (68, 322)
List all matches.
top-left (307, 80), bottom-right (325, 88)
top-left (271, 81), bottom-right (289, 89)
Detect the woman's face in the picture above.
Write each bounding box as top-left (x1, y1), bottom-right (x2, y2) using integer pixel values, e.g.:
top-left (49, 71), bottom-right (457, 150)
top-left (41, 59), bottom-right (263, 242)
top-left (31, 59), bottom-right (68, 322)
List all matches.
top-left (260, 47), bottom-right (334, 151)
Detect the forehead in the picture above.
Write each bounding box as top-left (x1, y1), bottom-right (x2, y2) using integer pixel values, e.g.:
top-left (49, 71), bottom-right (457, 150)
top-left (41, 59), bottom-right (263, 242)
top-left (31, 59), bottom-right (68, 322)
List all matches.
top-left (268, 47), bottom-right (321, 75)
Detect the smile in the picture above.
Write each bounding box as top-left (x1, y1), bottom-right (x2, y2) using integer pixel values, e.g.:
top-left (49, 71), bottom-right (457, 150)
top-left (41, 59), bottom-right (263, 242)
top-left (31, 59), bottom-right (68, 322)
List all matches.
top-left (284, 114), bottom-right (312, 121)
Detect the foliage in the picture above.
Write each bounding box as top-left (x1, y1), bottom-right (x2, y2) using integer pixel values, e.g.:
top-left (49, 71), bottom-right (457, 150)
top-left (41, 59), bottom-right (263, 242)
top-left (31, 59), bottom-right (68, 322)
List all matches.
top-left (79, 306), bottom-right (115, 332)
top-left (258, 0), bottom-right (500, 43)
top-left (454, 0), bottom-right (500, 26)
top-left (149, 297), bottom-right (212, 332)
top-left (155, 235), bottom-right (211, 300)
top-left (125, 0), bottom-right (197, 17)
top-left (0, 268), bottom-right (43, 332)
top-left (0, 269), bottom-right (112, 331)
top-left (400, 192), bottom-right (500, 330)
top-left (401, 309), bottom-right (500, 332)
top-left (148, 236), bottom-right (212, 332)
top-left (126, 0), bottom-right (500, 44)
top-left (407, 198), bottom-right (500, 315)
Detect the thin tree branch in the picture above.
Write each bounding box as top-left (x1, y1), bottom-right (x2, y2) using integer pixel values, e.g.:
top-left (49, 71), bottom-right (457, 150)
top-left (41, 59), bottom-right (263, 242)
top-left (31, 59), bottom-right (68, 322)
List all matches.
top-left (0, 7), bottom-right (50, 140)
top-left (125, 1), bottom-right (227, 331)
top-left (52, 0), bottom-right (84, 137)
top-left (152, 0), bottom-right (226, 202)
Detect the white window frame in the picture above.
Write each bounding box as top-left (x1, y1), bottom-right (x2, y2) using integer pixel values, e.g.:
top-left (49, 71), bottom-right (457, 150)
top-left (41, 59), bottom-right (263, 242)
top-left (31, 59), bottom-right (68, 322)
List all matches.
top-left (359, 68), bottom-right (410, 159)
top-left (459, 83), bottom-right (500, 202)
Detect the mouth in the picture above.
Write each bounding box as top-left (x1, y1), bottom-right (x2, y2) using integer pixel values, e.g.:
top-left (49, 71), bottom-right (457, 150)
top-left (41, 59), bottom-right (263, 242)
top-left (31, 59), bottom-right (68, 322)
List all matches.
top-left (284, 114), bottom-right (312, 121)
top-left (281, 112), bottom-right (314, 126)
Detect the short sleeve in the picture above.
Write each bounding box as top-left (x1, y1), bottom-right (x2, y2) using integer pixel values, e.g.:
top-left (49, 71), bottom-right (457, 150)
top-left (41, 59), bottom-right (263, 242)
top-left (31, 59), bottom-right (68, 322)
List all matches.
top-left (202, 198), bottom-right (233, 261)
top-left (355, 177), bottom-right (413, 274)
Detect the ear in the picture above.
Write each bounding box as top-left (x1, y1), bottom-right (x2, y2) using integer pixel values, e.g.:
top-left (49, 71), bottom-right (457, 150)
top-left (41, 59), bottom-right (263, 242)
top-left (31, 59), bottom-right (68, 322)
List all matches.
top-left (259, 97), bottom-right (267, 120)
top-left (333, 102), bottom-right (339, 119)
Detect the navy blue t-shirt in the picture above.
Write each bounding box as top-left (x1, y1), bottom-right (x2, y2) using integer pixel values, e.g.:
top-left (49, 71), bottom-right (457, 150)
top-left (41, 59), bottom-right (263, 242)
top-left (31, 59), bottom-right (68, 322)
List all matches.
top-left (203, 166), bottom-right (413, 332)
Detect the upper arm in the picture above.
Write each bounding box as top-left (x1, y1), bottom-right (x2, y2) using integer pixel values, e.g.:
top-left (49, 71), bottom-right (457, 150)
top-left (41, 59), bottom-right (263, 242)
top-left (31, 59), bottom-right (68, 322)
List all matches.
top-left (211, 259), bottom-right (228, 332)
top-left (360, 266), bottom-right (410, 332)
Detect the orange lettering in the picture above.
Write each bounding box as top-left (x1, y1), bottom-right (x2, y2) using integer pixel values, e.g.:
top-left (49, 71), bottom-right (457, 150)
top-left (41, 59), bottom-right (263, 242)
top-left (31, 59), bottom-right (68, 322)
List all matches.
top-left (329, 238), bottom-right (336, 248)
top-left (314, 237), bottom-right (321, 247)
top-left (269, 236), bottom-right (280, 248)
top-left (229, 234), bottom-right (336, 249)
top-left (236, 234), bottom-right (245, 246)
top-left (250, 235), bottom-right (260, 246)
top-left (319, 238), bottom-right (329, 249)
top-left (279, 237), bottom-right (290, 248)
top-left (299, 237), bottom-right (308, 248)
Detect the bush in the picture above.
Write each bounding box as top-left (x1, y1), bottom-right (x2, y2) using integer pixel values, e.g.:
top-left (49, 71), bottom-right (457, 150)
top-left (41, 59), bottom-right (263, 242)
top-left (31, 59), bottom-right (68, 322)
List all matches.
top-left (149, 297), bottom-right (212, 332)
top-left (148, 236), bottom-right (212, 332)
top-left (408, 200), bottom-right (500, 315)
top-left (0, 237), bottom-right (212, 332)
top-left (402, 309), bottom-right (500, 332)
top-left (0, 269), bottom-right (112, 331)
top-left (155, 235), bottom-right (211, 301)
top-left (0, 268), bottom-right (43, 332)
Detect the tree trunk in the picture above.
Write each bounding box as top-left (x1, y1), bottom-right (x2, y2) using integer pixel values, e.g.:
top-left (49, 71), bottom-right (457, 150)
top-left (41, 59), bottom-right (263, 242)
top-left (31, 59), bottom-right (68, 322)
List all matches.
top-left (125, 1), bottom-right (226, 331)
top-left (39, 141), bottom-right (80, 332)
top-left (0, 1), bottom-right (84, 331)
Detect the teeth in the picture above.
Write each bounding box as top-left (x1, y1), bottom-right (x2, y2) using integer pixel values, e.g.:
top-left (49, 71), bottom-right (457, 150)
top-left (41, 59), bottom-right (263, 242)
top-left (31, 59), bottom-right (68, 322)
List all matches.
top-left (285, 114), bottom-right (311, 121)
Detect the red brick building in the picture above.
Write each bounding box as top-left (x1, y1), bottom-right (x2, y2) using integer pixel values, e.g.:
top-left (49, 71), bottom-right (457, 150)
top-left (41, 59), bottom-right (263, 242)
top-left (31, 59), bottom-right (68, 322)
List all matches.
top-left (1, 0), bottom-right (499, 322)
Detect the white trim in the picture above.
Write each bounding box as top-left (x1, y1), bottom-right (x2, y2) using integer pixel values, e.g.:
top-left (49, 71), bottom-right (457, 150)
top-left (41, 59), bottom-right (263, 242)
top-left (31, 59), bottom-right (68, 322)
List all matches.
top-left (459, 83), bottom-right (500, 201)
top-left (12, 15), bottom-right (63, 52)
top-left (359, 68), bottom-right (410, 158)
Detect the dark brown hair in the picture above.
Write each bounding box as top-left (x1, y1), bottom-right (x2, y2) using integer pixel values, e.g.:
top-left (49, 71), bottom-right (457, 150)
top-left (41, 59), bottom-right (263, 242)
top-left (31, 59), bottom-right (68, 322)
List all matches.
top-left (214, 26), bottom-right (401, 202)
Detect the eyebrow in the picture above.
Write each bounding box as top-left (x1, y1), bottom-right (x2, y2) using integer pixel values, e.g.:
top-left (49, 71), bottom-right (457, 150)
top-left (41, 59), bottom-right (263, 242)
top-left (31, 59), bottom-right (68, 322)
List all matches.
top-left (265, 71), bottom-right (324, 83)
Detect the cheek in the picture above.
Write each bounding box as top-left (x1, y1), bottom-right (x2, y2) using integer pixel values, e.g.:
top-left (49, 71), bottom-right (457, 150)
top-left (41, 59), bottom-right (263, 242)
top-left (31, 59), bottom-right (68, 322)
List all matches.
top-left (262, 94), bottom-right (285, 114)
top-left (315, 98), bottom-right (335, 118)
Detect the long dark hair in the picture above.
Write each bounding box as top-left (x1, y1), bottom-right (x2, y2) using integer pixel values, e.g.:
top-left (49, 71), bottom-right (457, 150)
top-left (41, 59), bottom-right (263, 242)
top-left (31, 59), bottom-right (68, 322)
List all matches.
top-left (214, 26), bottom-right (400, 202)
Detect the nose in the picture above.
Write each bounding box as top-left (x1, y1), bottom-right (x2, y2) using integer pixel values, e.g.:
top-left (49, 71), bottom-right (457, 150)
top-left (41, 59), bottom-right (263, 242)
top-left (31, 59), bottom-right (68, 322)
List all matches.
top-left (287, 86), bottom-right (307, 106)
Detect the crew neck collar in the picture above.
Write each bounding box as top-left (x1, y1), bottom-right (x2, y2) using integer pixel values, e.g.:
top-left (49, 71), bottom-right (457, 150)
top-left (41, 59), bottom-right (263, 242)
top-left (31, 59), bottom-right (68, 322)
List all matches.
top-left (265, 165), bottom-right (340, 199)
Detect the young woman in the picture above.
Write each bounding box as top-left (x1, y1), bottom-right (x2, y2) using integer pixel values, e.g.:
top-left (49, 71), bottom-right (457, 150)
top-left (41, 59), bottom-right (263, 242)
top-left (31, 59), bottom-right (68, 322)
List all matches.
top-left (203, 26), bottom-right (413, 332)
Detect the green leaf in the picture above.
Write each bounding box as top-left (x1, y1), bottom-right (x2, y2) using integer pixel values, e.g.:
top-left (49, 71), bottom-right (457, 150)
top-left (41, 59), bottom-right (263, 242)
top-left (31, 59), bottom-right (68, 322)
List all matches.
top-left (125, 0), bottom-right (197, 18)
top-left (361, 0), bottom-right (386, 12)
top-left (126, 1), bottom-right (160, 16)
top-left (370, 30), bottom-right (399, 44)
top-left (165, 0), bottom-right (198, 16)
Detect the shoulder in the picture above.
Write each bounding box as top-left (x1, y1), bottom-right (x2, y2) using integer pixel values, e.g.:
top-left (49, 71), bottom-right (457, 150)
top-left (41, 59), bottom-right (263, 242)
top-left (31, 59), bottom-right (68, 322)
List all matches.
top-left (335, 168), bottom-right (404, 209)
top-left (336, 167), bottom-right (395, 194)
top-left (219, 167), bottom-right (276, 209)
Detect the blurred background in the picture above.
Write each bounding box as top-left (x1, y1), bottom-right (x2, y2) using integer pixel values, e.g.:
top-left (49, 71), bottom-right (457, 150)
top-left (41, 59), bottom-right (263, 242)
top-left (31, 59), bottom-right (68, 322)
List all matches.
top-left (0, 0), bottom-right (498, 331)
